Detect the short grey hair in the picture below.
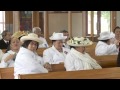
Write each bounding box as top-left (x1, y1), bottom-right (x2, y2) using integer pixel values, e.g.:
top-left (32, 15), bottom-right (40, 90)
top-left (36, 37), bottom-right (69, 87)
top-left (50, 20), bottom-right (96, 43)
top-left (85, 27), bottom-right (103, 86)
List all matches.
top-left (32, 27), bottom-right (41, 33)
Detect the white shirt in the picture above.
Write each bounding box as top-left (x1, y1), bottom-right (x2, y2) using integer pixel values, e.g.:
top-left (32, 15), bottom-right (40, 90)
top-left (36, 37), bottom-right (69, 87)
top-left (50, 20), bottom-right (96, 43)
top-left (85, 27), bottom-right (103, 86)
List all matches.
top-left (14, 47), bottom-right (48, 79)
top-left (0, 50), bottom-right (15, 68)
top-left (95, 41), bottom-right (119, 56)
top-left (38, 37), bottom-right (49, 48)
top-left (3, 39), bottom-right (9, 44)
top-left (43, 45), bottom-right (70, 64)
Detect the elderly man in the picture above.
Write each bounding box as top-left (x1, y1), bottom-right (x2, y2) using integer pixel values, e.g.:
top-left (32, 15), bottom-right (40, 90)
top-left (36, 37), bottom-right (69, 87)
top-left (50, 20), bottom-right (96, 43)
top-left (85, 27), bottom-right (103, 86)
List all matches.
top-left (0, 30), bottom-right (11, 49)
top-left (32, 27), bottom-right (49, 48)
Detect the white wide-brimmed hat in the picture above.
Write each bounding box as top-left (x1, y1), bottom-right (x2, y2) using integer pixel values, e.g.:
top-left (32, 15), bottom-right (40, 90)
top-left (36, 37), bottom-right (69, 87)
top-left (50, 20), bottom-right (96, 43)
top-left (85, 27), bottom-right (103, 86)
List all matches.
top-left (49, 32), bottom-right (67, 40)
top-left (67, 37), bottom-right (93, 47)
top-left (20, 33), bottom-right (43, 44)
top-left (98, 31), bottom-right (113, 40)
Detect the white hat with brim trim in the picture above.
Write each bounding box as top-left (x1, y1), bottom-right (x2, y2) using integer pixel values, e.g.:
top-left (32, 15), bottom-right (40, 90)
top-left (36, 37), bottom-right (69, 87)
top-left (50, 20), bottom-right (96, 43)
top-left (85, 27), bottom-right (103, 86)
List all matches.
top-left (20, 33), bottom-right (43, 44)
top-left (98, 31), bottom-right (113, 40)
top-left (67, 37), bottom-right (93, 47)
top-left (49, 32), bottom-right (67, 40)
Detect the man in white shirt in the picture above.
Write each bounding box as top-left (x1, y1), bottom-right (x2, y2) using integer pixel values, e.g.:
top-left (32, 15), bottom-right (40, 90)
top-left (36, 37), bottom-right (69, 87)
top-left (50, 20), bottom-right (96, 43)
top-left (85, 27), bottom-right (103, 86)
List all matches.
top-left (32, 27), bottom-right (49, 48)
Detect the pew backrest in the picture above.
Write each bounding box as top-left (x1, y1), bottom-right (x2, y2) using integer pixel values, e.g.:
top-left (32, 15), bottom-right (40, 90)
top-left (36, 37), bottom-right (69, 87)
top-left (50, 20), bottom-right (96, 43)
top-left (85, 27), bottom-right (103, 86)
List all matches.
top-left (0, 67), bottom-right (14, 79)
top-left (18, 67), bottom-right (120, 79)
top-left (51, 63), bottom-right (66, 72)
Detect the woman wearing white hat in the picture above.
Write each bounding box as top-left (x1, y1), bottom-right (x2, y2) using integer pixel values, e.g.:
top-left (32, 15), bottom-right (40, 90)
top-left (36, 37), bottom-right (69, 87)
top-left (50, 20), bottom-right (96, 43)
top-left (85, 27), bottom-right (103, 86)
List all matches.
top-left (64, 37), bottom-right (102, 71)
top-left (43, 32), bottom-right (70, 66)
top-left (14, 33), bottom-right (48, 79)
top-left (95, 31), bottom-right (119, 56)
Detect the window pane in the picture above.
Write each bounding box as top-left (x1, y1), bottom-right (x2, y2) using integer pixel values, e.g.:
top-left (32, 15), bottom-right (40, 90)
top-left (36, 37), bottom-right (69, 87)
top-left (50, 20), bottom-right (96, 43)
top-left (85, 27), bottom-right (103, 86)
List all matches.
top-left (0, 11), bottom-right (5, 33)
top-left (0, 24), bottom-right (5, 33)
top-left (101, 11), bottom-right (110, 32)
top-left (94, 11), bottom-right (97, 35)
top-left (88, 11), bottom-right (91, 34)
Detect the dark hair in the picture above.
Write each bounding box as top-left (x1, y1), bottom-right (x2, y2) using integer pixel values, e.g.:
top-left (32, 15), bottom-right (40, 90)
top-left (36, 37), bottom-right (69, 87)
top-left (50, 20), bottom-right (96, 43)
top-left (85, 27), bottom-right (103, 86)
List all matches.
top-left (60, 30), bottom-right (68, 33)
top-left (52, 40), bottom-right (56, 44)
top-left (99, 39), bottom-right (109, 43)
top-left (18, 35), bottom-right (25, 40)
top-left (2, 30), bottom-right (9, 38)
top-left (70, 46), bottom-right (76, 49)
top-left (22, 40), bottom-right (39, 50)
top-left (113, 26), bottom-right (120, 33)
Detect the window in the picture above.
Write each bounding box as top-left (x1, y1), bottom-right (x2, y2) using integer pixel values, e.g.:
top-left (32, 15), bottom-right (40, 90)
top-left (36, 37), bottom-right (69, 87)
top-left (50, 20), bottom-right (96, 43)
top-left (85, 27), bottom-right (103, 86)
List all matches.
top-left (0, 11), bottom-right (5, 34)
top-left (86, 11), bottom-right (111, 36)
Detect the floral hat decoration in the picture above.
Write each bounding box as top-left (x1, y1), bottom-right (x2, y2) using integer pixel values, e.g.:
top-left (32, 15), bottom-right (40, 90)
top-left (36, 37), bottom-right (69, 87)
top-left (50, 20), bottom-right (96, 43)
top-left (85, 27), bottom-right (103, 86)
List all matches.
top-left (67, 37), bottom-right (93, 47)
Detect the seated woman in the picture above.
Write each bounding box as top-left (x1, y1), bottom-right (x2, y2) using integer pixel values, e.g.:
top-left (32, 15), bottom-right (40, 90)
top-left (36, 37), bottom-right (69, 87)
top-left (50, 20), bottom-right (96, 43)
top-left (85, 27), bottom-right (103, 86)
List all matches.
top-left (95, 31), bottom-right (120, 56)
top-left (110, 26), bottom-right (120, 44)
top-left (0, 37), bottom-right (21, 68)
top-left (14, 33), bottom-right (48, 79)
top-left (0, 31), bottom-right (28, 68)
top-left (43, 32), bottom-right (70, 65)
top-left (64, 37), bottom-right (102, 71)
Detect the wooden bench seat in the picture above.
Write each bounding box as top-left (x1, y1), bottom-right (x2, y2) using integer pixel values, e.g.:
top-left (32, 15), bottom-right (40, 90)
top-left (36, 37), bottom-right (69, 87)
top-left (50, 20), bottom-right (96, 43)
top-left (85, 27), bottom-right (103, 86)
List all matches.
top-left (18, 67), bottom-right (120, 79)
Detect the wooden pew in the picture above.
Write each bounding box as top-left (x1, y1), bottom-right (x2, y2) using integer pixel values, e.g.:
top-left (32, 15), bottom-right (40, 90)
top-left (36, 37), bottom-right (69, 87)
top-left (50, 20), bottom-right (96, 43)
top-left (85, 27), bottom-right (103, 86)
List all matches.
top-left (0, 67), bottom-right (14, 79)
top-left (18, 67), bottom-right (120, 79)
top-left (36, 48), bottom-right (46, 56)
top-left (0, 63), bottom-right (65, 79)
top-left (93, 55), bottom-right (117, 68)
top-left (85, 42), bottom-right (96, 57)
top-left (51, 63), bottom-right (65, 72)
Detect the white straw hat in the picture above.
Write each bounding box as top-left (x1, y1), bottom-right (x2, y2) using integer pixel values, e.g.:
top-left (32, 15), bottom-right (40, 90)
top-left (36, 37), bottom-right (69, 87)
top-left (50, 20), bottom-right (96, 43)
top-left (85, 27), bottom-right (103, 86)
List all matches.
top-left (67, 37), bottom-right (93, 47)
top-left (49, 32), bottom-right (67, 40)
top-left (20, 33), bottom-right (43, 44)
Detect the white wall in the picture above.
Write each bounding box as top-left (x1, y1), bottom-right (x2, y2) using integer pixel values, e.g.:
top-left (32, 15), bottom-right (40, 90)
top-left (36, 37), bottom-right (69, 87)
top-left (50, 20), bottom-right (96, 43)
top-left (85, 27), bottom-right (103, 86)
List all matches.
top-left (48, 12), bottom-right (83, 37)
top-left (48, 13), bottom-right (68, 36)
top-left (72, 13), bottom-right (82, 37)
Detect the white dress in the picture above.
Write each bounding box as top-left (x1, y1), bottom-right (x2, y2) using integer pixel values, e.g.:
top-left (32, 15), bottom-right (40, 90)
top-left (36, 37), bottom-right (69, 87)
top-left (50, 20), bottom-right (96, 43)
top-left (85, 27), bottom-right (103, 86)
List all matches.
top-left (0, 50), bottom-right (15, 68)
top-left (38, 37), bottom-right (49, 48)
top-left (14, 47), bottom-right (48, 79)
top-left (95, 41), bottom-right (119, 56)
top-left (64, 48), bottom-right (102, 71)
top-left (43, 45), bottom-right (70, 64)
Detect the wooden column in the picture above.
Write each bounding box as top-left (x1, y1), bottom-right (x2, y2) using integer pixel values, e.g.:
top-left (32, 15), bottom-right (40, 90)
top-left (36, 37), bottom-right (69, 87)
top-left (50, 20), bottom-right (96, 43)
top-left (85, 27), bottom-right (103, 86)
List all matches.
top-left (111, 11), bottom-right (116, 32)
top-left (13, 11), bottom-right (20, 33)
top-left (82, 11), bottom-right (87, 37)
top-left (44, 11), bottom-right (49, 42)
top-left (32, 11), bottom-right (39, 28)
top-left (5, 11), bottom-right (13, 33)
top-left (5, 11), bottom-right (13, 24)
top-left (68, 11), bottom-right (72, 38)
top-left (91, 11), bottom-right (94, 41)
